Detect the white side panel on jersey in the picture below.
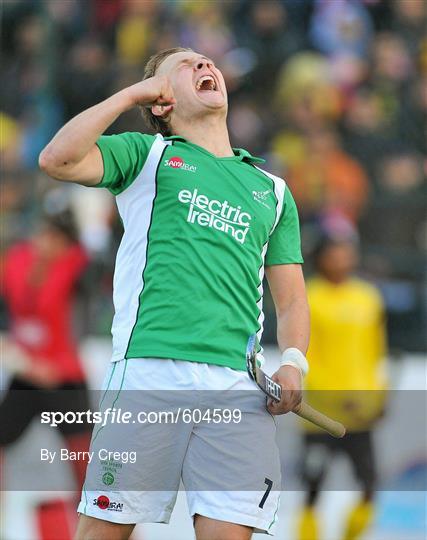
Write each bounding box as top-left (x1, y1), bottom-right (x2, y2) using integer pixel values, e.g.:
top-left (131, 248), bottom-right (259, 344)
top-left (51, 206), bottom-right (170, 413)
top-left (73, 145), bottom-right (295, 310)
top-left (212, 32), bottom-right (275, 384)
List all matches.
top-left (255, 242), bottom-right (268, 346)
top-left (110, 135), bottom-right (170, 361)
top-left (254, 166), bottom-right (286, 235)
top-left (253, 166), bottom-right (287, 345)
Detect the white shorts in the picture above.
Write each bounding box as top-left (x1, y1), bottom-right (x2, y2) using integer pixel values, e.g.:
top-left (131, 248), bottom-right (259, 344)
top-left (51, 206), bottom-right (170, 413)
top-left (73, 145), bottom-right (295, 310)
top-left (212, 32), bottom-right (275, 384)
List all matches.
top-left (78, 358), bottom-right (281, 535)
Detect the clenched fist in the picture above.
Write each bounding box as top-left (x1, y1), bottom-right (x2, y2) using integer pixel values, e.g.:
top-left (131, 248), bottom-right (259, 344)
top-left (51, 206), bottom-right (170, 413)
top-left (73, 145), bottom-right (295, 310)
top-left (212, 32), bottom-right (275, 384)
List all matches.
top-left (124, 76), bottom-right (176, 117)
top-left (267, 365), bottom-right (302, 415)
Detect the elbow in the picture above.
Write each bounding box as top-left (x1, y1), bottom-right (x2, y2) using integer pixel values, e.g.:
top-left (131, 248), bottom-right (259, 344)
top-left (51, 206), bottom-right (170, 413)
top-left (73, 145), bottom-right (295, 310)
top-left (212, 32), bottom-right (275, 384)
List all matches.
top-left (38, 148), bottom-right (55, 176)
top-left (38, 147), bottom-right (65, 180)
top-left (277, 294), bottom-right (309, 318)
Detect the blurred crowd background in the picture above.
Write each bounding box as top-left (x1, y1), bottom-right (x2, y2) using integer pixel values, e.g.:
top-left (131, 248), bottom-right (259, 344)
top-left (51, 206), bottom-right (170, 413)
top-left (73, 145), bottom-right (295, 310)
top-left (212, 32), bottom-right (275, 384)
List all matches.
top-left (1, 0), bottom-right (426, 351)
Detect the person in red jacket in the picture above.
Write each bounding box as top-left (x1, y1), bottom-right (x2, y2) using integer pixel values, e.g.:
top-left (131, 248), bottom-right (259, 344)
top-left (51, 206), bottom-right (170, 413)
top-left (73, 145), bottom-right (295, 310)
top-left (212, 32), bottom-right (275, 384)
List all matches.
top-left (1, 210), bottom-right (91, 540)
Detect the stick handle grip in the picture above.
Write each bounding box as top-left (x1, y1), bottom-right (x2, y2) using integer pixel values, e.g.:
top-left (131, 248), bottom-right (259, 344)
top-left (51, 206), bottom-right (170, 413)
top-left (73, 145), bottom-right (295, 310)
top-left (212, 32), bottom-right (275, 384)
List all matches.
top-left (293, 402), bottom-right (346, 438)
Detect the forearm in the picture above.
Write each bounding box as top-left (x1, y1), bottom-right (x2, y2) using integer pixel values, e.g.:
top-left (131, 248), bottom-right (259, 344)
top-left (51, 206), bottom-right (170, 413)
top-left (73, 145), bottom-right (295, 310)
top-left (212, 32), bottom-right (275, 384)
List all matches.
top-left (39, 89), bottom-right (133, 172)
top-left (276, 296), bottom-right (310, 355)
top-left (39, 75), bottom-right (175, 184)
top-left (267, 298), bottom-right (309, 415)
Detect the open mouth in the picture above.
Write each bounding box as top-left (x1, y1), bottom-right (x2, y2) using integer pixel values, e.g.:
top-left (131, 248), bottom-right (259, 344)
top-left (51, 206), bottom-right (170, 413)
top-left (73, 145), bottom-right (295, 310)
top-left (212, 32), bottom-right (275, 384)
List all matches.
top-left (195, 75), bottom-right (217, 92)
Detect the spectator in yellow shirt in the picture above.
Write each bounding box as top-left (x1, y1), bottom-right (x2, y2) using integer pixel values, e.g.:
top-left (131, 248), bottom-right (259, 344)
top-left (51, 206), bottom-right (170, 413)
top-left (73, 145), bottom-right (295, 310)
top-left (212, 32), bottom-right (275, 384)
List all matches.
top-left (298, 227), bottom-right (388, 540)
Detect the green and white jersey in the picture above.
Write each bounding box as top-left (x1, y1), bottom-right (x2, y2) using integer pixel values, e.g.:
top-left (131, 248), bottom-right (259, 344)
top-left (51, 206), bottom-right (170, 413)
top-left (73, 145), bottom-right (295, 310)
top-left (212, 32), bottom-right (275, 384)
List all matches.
top-left (95, 132), bottom-right (303, 370)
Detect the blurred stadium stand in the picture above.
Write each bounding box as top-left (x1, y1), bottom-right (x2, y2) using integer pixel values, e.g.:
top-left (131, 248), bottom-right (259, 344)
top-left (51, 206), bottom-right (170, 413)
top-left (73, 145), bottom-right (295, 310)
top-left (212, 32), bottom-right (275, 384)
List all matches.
top-left (1, 0), bottom-right (426, 352)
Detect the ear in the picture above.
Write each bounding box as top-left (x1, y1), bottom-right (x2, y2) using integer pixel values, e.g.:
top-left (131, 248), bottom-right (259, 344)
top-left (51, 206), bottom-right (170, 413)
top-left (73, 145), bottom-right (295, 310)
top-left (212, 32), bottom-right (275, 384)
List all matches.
top-left (152, 104), bottom-right (173, 119)
top-left (151, 104), bottom-right (163, 117)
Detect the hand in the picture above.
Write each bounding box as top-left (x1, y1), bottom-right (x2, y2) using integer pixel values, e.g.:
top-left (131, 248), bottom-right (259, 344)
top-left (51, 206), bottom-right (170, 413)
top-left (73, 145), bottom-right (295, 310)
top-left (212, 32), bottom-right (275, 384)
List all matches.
top-left (125, 76), bottom-right (176, 117)
top-left (267, 365), bottom-right (302, 415)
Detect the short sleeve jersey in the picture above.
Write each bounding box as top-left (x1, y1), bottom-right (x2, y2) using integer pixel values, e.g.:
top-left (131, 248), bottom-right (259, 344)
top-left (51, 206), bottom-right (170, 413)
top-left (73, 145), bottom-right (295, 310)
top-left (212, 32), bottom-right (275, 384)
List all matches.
top-left (95, 132), bottom-right (303, 370)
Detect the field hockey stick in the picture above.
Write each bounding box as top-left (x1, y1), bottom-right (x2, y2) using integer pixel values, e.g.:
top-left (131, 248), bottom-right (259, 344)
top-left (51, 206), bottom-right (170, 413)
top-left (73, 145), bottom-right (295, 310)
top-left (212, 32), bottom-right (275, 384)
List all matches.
top-left (246, 335), bottom-right (346, 438)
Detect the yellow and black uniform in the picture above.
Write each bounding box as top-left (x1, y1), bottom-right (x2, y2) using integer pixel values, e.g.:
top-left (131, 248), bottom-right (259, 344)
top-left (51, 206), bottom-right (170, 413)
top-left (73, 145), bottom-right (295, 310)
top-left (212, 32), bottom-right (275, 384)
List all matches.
top-left (298, 276), bottom-right (387, 540)
top-left (304, 276), bottom-right (387, 431)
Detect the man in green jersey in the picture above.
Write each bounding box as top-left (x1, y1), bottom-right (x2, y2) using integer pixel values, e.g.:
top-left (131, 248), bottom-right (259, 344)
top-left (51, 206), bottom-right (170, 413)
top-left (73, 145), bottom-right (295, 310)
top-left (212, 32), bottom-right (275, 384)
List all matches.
top-left (40, 47), bottom-right (310, 540)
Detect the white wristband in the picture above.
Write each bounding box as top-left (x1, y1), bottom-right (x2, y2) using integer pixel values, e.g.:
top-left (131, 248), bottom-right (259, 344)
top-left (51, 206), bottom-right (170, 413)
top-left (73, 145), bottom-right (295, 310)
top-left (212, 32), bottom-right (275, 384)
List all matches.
top-left (280, 348), bottom-right (309, 377)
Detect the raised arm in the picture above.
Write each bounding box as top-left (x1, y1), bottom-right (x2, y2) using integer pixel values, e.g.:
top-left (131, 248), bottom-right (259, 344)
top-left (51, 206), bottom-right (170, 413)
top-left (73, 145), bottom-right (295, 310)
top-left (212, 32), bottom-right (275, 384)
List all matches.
top-left (265, 263), bottom-right (310, 414)
top-left (38, 77), bottom-right (175, 185)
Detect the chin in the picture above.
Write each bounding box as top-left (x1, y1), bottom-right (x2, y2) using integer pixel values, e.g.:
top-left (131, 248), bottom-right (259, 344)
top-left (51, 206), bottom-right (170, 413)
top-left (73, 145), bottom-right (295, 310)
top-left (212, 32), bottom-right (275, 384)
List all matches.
top-left (195, 90), bottom-right (226, 108)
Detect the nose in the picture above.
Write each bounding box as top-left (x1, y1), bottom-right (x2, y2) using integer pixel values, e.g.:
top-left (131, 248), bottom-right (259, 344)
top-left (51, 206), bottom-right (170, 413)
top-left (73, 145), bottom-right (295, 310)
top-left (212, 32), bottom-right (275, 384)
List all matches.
top-left (195, 59), bottom-right (212, 71)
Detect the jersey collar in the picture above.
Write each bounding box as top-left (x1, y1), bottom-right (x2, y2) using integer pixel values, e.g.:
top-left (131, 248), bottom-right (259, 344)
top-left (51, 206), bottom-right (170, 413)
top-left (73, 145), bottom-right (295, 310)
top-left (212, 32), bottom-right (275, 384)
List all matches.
top-left (163, 135), bottom-right (265, 164)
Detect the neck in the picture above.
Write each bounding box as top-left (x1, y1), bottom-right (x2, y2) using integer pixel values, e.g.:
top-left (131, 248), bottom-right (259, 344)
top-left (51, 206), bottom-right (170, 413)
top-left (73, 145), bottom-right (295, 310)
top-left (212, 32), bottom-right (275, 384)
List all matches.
top-left (170, 115), bottom-right (234, 158)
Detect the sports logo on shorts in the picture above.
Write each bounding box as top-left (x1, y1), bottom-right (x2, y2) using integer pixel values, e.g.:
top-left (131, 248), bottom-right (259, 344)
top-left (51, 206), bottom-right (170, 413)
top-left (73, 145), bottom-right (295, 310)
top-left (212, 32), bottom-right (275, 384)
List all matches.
top-left (164, 156), bottom-right (197, 172)
top-left (93, 496), bottom-right (123, 512)
top-left (95, 495), bottom-right (110, 509)
top-left (102, 472), bottom-right (115, 486)
top-left (178, 188), bottom-right (251, 244)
